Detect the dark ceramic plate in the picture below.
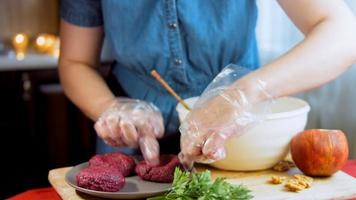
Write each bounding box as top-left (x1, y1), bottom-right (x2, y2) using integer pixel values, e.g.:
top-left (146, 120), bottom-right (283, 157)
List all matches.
top-left (65, 162), bottom-right (171, 199)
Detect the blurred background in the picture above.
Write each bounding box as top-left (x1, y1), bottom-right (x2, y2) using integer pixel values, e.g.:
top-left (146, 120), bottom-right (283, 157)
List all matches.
top-left (0, 0), bottom-right (355, 198)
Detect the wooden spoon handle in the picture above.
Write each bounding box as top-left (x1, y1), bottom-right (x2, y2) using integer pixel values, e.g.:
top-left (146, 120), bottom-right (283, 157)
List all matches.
top-left (151, 70), bottom-right (191, 111)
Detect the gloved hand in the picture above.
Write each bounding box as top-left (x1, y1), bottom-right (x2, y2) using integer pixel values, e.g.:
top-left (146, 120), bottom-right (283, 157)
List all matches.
top-left (94, 98), bottom-right (164, 165)
top-left (178, 64), bottom-right (272, 170)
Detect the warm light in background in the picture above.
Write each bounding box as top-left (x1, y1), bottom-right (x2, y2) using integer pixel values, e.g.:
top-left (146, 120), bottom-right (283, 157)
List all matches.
top-left (15, 34), bottom-right (25, 44)
top-left (12, 33), bottom-right (29, 60)
top-left (34, 33), bottom-right (60, 57)
top-left (16, 52), bottom-right (25, 60)
top-left (36, 35), bottom-right (46, 46)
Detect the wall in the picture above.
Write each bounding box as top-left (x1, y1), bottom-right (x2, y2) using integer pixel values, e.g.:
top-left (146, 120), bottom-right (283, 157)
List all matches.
top-left (0, 0), bottom-right (59, 40)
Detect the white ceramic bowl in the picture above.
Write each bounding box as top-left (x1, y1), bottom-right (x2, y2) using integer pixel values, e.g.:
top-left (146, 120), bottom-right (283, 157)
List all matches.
top-left (176, 96), bottom-right (310, 171)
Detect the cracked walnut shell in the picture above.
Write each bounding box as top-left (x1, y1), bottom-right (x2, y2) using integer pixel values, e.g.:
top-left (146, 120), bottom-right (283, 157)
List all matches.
top-left (273, 160), bottom-right (296, 172)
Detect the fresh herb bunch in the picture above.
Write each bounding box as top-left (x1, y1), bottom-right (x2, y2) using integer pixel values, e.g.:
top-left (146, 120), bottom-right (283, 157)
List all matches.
top-left (148, 168), bottom-right (252, 200)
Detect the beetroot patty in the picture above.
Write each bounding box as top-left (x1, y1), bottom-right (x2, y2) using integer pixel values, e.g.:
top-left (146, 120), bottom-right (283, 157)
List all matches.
top-left (76, 167), bottom-right (125, 192)
top-left (135, 154), bottom-right (181, 183)
top-left (89, 152), bottom-right (135, 177)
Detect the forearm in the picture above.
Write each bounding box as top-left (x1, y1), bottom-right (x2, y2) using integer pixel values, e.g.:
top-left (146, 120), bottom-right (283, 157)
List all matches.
top-left (59, 61), bottom-right (115, 121)
top-left (59, 20), bottom-right (114, 121)
top-left (235, 15), bottom-right (356, 103)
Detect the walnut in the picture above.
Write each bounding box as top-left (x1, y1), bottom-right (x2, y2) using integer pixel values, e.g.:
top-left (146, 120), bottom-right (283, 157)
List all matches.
top-left (285, 179), bottom-right (305, 192)
top-left (293, 174), bottom-right (313, 182)
top-left (273, 160), bottom-right (296, 172)
top-left (294, 174), bottom-right (313, 188)
top-left (270, 175), bottom-right (286, 184)
top-left (284, 174), bottom-right (313, 192)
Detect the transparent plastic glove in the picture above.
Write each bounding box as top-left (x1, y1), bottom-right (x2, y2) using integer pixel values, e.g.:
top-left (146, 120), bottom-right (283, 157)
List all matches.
top-left (94, 98), bottom-right (164, 165)
top-left (178, 64), bottom-right (273, 170)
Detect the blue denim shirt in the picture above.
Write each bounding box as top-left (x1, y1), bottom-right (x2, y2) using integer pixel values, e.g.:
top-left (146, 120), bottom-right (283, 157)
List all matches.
top-left (61, 0), bottom-right (259, 137)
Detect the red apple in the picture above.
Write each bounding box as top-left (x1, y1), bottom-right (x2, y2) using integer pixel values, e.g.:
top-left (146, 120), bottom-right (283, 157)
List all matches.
top-left (291, 129), bottom-right (349, 176)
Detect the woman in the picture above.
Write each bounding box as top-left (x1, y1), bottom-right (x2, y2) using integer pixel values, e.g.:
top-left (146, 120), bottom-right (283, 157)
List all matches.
top-left (59, 0), bottom-right (356, 166)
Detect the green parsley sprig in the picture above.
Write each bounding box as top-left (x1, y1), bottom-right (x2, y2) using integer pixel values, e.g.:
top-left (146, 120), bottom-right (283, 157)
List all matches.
top-left (148, 168), bottom-right (253, 200)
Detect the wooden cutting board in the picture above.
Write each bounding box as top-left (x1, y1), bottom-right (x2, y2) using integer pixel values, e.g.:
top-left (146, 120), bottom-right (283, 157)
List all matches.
top-left (48, 167), bottom-right (97, 200)
top-left (197, 165), bottom-right (356, 200)
top-left (49, 166), bottom-right (356, 200)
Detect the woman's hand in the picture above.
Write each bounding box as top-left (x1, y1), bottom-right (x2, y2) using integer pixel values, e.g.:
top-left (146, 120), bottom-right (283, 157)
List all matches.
top-left (178, 64), bottom-right (274, 170)
top-left (178, 92), bottom-right (256, 170)
top-left (178, 69), bottom-right (269, 170)
top-left (94, 98), bottom-right (164, 165)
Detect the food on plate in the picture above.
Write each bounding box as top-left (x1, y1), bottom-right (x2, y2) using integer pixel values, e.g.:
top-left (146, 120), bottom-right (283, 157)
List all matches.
top-left (284, 174), bottom-right (313, 192)
top-left (272, 160), bottom-right (295, 172)
top-left (76, 167), bottom-right (125, 192)
top-left (148, 168), bottom-right (252, 200)
top-left (76, 152), bottom-right (134, 192)
top-left (89, 152), bottom-right (136, 176)
top-left (269, 175), bottom-right (286, 184)
top-left (76, 153), bottom-right (185, 192)
top-left (291, 129), bottom-right (349, 176)
top-left (135, 154), bottom-right (181, 183)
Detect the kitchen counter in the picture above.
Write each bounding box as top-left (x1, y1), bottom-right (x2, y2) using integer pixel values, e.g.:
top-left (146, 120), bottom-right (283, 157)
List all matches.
top-left (0, 52), bottom-right (113, 71)
top-left (0, 53), bottom-right (58, 71)
top-left (0, 38), bottom-right (114, 71)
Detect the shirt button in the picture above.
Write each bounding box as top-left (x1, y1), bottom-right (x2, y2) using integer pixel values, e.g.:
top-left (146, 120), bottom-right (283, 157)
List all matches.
top-left (174, 58), bottom-right (182, 65)
top-left (168, 23), bottom-right (177, 29)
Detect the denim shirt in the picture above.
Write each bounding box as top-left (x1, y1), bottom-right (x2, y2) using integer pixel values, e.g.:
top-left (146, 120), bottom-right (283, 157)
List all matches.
top-left (61, 0), bottom-right (260, 136)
